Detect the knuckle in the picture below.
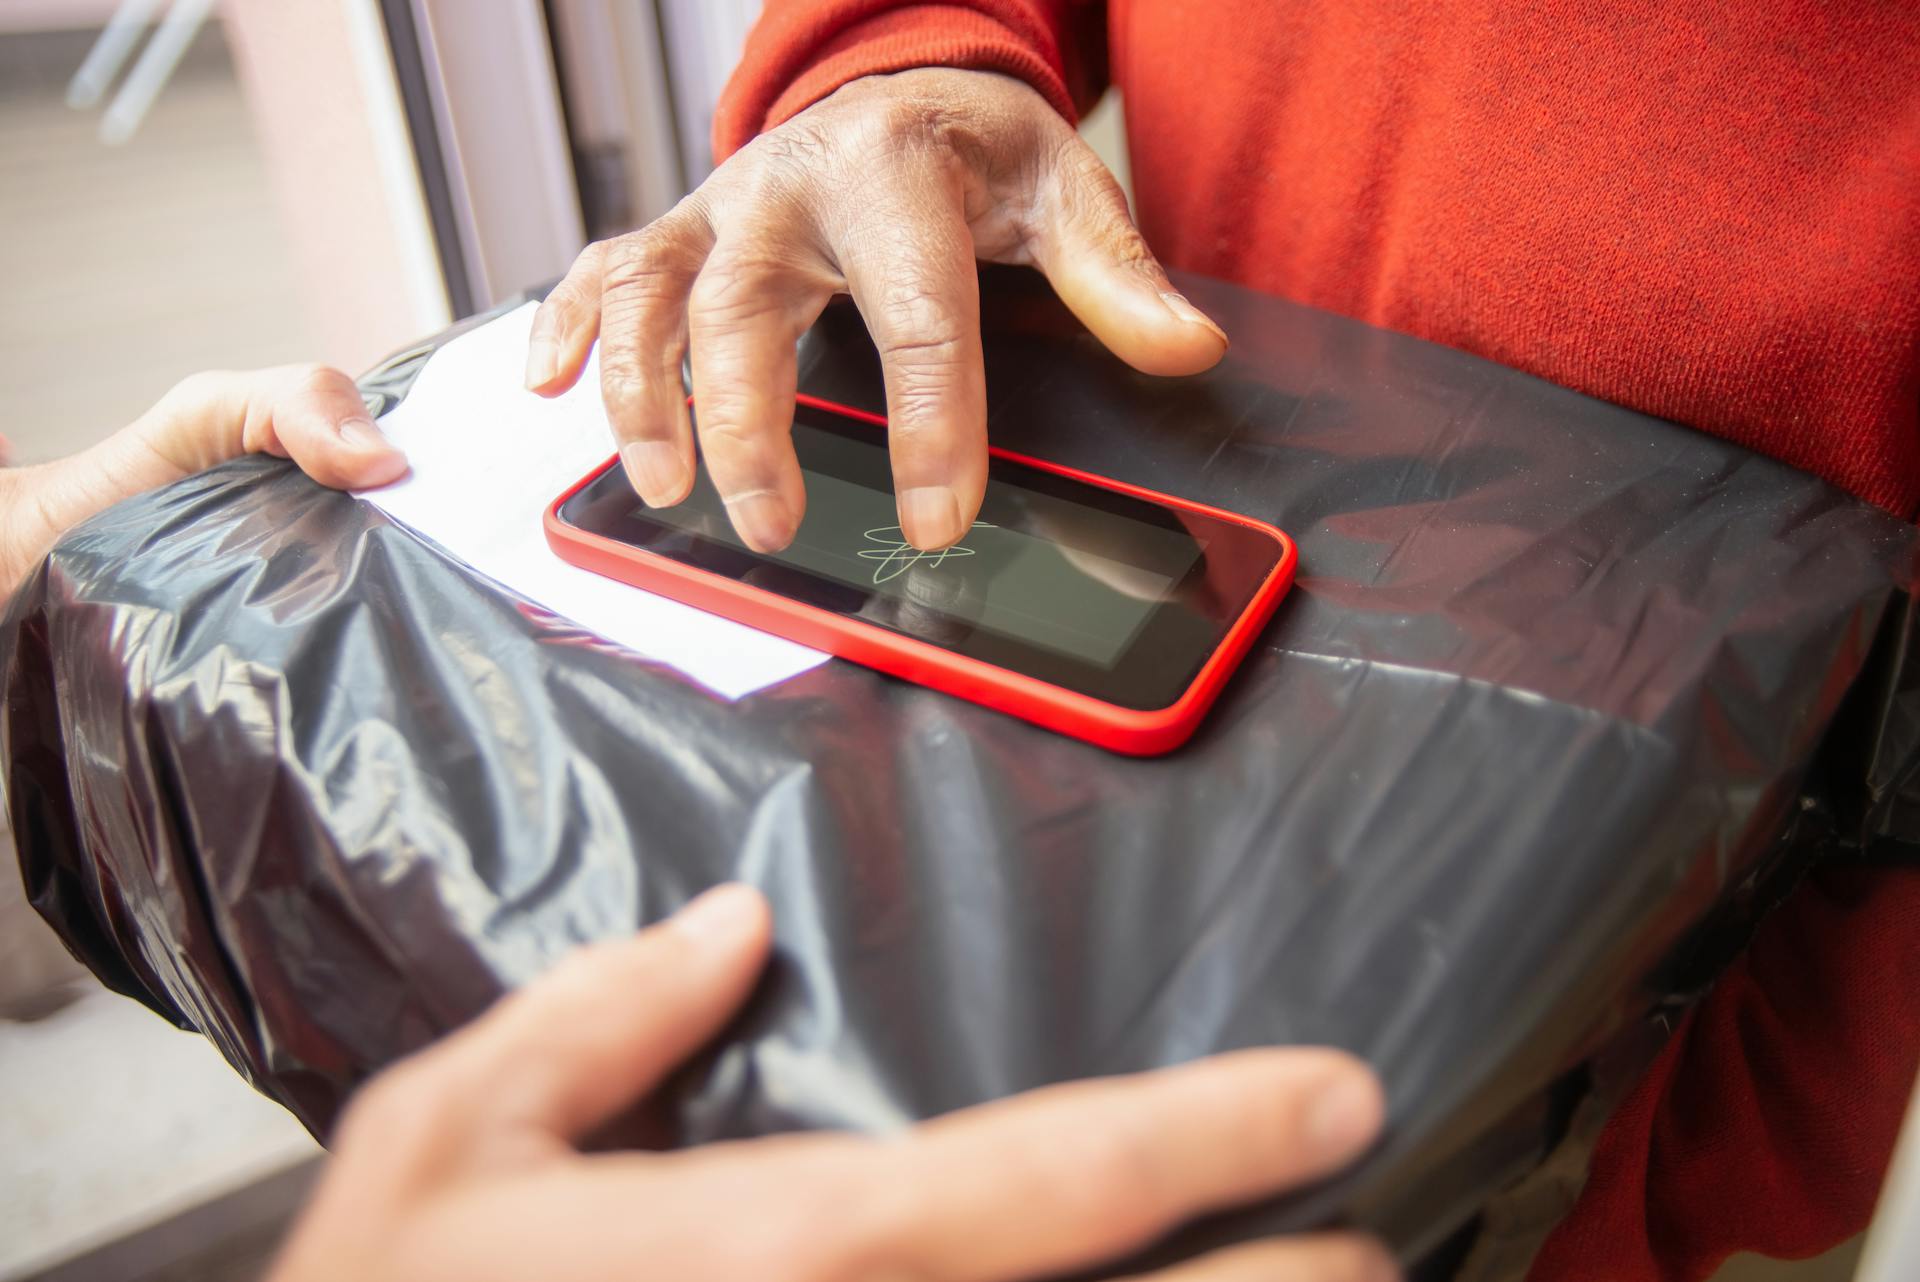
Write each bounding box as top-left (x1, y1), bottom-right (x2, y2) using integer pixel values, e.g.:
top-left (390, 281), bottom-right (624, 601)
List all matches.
top-left (561, 235), bottom-right (605, 273)
top-left (598, 326), bottom-right (679, 394)
top-left (871, 282), bottom-right (966, 354)
top-left (532, 285), bottom-right (586, 340)
top-left (689, 254), bottom-right (772, 315)
top-left (602, 232), bottom-right (693, 308)
top-left (598, 361), bottom-right (669, 410)
top-left (328, 1050), bottom-right (500, 1184)
top-left (1045, 137), bottom-right (1154, 257)
top-left (528, 302), bottom-right (566, 343)
top-left (1107, 227), bottom-right (1159, 278)
top-left (696, 411), bottom-right (773, 457)
top-left (166, 368), bottom-right (227, 407)
top-left (718, 127), bottom-right (838, 225)
top-left (869, 91), bottom-right (939, 148)
top-left (873, 288), bottom-right (974, 428)
top-left (1049, 132), bottom-right (1118, 198)
top-left (289, 362), bottom-right (342, 395)
top-left (742, 115), bottom-right (835, 175)
top-left (594, 242), bottom-right (698, 374)
top-left (886, 370), bottom-right (969, 442)
top-left (756, 83), bottom-right (969, 184)
top-left (688, 252), bottom-right (808, 333)
top-left (864, 89), bottom-right (972, 161)
top-left (877, 327), bottom-right (969, 390)
top-left (546, 235), bottom-right (606, 294)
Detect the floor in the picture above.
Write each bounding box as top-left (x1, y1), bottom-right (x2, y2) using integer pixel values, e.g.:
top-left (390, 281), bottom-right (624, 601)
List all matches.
top-left (0, 981), bottom-right (319, 1282)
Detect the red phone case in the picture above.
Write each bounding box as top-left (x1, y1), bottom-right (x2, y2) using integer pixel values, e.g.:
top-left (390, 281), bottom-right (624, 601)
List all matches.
top-left (544, 395), bottom-right (1297, 754)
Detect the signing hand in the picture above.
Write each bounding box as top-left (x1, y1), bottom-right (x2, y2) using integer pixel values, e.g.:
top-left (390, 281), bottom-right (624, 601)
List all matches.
top-left (527, 68), bottom-right (1228, 554)
top-left (268, 885), bottom-right (1395, 1282)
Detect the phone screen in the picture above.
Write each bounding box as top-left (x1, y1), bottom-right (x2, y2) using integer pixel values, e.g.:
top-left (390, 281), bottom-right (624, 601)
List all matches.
top-left (557, 402), bottom-right (1286, 709)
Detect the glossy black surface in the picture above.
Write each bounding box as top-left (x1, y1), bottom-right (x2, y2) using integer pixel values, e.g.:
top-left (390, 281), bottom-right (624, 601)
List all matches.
top-left (8, 267), bottom-right (1916, 1271)
top-left (557, 403), bottom-right (1286, 709)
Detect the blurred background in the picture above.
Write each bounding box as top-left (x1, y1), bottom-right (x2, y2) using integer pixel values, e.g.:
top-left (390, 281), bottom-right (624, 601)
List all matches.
top-left (0, 0), bottom-right (1133, 467)
top-left (0, 3), bottom-right (1126, 1279)
top-left (1, 0), bottom-right (749, 469)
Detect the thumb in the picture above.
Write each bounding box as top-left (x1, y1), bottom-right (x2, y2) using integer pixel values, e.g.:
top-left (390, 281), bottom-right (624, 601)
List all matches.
top-left (256, 365), bottom-right (408, 489)
top-left (1028, 135), bottom-right (1228, 377)
top-left (416, 884), bottom-right (773, 1145)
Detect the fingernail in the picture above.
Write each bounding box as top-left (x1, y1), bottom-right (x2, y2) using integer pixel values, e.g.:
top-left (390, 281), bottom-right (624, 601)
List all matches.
top-left (899, 485), bottom-right (964, 549)
top-left (1160, 291), bottom-right (1229, 345)
top-left (338, 416), bottom-right (388, 450)
top-left (524, 338), bottom-right (558, 389)
top-left (621, 441), bottom-right (691, 506)
top-left (723, 490), bottom-right (795, 552)
top-left (1308, 1068), bottom-right (1385, 1158)
top-left (673, 883), bottom-right (763, 944)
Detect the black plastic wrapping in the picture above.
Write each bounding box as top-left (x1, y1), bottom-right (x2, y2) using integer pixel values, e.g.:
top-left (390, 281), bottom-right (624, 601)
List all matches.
top-left (6, 267), bottom-right (1916, 1270)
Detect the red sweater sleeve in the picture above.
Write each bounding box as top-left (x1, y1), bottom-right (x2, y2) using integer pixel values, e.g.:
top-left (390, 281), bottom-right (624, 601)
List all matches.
top-left (713, 2), bottom-right (1106, 163)
top-left (1530, 864), bottom-right (1920, 1282)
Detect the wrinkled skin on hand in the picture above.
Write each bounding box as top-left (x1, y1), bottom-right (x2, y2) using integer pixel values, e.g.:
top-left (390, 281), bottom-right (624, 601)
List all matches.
top-left (528, 68), bottom-right (1229, 554)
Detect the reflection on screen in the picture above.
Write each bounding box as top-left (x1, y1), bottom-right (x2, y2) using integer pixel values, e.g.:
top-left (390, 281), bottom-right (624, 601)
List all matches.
top-left (634, 422), bottom-right (1205, 667)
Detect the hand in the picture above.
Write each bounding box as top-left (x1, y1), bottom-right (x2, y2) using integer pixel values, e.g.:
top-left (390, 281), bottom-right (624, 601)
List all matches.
top-left (528, 68), bottom-right (1229, 554)
top-left (268, 885), bottom-right (1397, 1282)
top-left (0, 364), bottom-right (405, 599)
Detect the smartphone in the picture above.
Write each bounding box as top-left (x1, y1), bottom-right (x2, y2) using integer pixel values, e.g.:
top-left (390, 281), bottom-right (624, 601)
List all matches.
top-left (545, 396), bottom-right (1295, 754)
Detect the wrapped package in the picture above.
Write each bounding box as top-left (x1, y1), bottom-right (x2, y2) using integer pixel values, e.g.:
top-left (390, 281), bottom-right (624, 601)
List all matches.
top-left (6, 267), bottom-right (1914, 1268)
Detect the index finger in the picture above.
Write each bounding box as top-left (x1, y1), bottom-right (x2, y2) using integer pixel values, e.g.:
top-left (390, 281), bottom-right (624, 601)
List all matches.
top-left (529, 205), bottom-right (717, 509)
top-left (874, 1048), bottom-right (1386, 1282)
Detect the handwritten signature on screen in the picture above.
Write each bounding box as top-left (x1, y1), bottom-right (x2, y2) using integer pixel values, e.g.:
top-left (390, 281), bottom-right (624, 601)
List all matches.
top-left (857, 524), bottom-right (998, 584)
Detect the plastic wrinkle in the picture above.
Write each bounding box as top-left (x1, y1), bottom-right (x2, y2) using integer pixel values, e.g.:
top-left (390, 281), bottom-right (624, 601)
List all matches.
top-left (4, 266), bottom-right (1914, 1269)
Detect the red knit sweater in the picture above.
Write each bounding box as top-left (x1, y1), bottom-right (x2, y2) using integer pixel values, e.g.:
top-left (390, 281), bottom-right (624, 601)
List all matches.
top-left (716, 6), bottom-right (1920, 1280)
top-left (716, 0), bottom-right (1920, 515)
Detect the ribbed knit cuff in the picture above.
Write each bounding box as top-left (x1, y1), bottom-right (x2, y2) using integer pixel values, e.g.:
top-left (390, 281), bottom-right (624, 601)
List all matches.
top-left (713, 3), bottom-right (1077, 162)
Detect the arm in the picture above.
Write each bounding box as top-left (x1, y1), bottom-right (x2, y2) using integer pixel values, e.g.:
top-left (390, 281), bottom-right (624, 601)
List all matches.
top-left (527, 2), bottom-right (1225, 556)
top-left (269, 884), bottom-right (1397, 1282)
top-left (0, 365), bottom-right (405, 601)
